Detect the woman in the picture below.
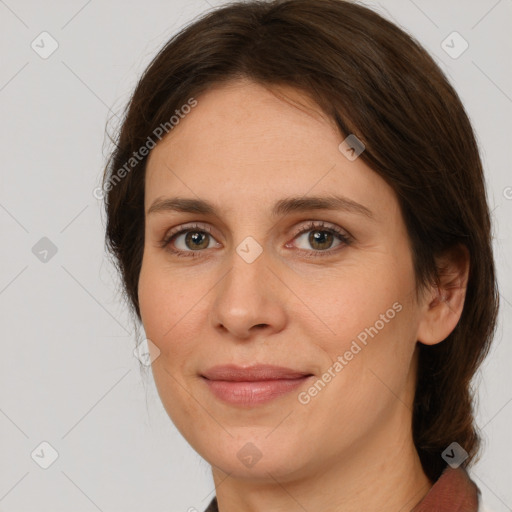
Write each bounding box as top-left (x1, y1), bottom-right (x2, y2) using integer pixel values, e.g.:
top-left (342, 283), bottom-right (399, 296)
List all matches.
top-left (101, 1), bottom-right (499, 510)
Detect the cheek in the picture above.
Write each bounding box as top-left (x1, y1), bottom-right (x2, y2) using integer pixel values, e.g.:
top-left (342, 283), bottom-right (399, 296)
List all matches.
top-left (138, 254), bottom-right (212, 372)
top-left (138, 255), bottom-right (184, 356)
top-left (295, 259), bottom-right (410, 342)
top-left (138, 265), bottom-right (168, 343)
top-left (303, 303), bottom-right (417, 432)
top-left (298, 257), bottom-right (418, 390)
top-left (138, 259), bottom-right (208, 426)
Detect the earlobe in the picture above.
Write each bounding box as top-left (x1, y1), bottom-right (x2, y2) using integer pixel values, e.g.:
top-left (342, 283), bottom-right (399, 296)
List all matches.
top-left (416, 244), bottom-right (470, 346)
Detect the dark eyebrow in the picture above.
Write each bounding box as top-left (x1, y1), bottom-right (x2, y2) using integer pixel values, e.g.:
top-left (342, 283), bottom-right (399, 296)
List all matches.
top-left (147, 195), bottom-right (373, 219)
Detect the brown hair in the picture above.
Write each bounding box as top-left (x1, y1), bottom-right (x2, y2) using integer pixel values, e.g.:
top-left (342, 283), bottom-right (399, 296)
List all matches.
top-left (102, 0), bottom-right (499, 482)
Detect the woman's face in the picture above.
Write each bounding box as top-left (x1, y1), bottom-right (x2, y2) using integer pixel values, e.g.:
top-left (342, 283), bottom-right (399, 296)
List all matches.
top-left (139, 78), bottom-right (428, 481)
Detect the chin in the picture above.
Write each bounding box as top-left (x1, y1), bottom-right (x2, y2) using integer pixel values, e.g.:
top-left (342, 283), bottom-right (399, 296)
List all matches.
top-left (196, 435), bottom-right (315, 482)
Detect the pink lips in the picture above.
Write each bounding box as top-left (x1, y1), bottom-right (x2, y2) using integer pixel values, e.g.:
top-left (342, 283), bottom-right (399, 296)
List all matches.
top-left (201, 364), bottom-right (313, 406)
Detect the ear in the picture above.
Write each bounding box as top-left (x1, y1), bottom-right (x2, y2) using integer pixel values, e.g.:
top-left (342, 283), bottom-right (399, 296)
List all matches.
top-left (416, 244), bottom-right (470, 346)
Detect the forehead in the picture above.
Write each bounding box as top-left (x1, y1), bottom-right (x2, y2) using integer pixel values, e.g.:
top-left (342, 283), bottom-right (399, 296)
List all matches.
top-left (144, 79), bottom-right (396, 219)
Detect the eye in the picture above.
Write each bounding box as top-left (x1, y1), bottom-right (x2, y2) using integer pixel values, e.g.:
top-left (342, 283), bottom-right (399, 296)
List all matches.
top-left (159, 223), bottom-right (220, 258)
top-left (288, 221), bottom-right (352, 257)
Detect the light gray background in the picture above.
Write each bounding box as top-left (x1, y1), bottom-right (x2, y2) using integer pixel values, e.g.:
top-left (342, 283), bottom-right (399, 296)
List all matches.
top-left (0, 0), bottom-right (511, 511)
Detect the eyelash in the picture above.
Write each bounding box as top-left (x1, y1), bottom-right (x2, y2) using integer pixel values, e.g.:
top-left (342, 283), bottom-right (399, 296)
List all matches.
top-left (159, 221), bottom-right (352, 259)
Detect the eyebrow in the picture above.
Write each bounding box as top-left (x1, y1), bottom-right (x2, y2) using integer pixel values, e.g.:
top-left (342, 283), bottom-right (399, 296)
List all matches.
top-left (147, 195), bottom-right (374, 219)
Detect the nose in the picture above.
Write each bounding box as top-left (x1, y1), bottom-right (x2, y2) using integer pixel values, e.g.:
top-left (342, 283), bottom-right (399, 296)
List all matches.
top-left (208, 248), bottom-right (287, 340)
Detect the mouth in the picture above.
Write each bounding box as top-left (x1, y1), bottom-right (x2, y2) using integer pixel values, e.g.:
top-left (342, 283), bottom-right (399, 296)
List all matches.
top-left (200, 364), bottom-right (314, 406)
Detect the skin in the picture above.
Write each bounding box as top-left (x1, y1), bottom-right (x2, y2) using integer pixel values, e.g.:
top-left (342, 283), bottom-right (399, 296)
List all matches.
top-left (138, 78), bottom-right (469, 512)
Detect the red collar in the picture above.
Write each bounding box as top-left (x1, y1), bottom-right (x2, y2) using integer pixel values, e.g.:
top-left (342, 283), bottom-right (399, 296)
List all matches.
top-left (412, 466), bottom-right (480, 511)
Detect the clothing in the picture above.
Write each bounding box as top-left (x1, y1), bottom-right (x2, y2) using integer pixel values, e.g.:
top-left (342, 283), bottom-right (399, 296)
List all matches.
top-left (411, 466), bottom-right (481, 511)
top-left (203, 466), bottom-right (481, 512)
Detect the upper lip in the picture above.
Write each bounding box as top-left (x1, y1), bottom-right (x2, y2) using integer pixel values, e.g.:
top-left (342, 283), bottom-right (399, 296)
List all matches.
top-left (201, 364), bottom-right (313, 381)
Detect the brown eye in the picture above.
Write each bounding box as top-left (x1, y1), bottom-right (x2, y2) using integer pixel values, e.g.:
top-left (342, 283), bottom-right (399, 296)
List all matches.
top-left (183, 231), bottom-right (211, 250)
top-left (168, 229), bottom-right (218, 252)
top-left (307, 230), bottom-right (335, 251)
top-left (160, 223), bottom-right (221, 257)
top-left (292, 221), bottom-right (351, 255)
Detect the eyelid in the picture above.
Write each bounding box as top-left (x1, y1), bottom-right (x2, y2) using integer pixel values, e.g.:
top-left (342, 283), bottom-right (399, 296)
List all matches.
top-left (289, 220), bottom-right (352, 241)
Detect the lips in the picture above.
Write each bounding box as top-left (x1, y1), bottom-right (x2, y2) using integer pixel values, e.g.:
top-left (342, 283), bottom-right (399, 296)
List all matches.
top-left (200, 364), bottom-right (314, 406)
top-left (201, 364), bottom-right (312, 381)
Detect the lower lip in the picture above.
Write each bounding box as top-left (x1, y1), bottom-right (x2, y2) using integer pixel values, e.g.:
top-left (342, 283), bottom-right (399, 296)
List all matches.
top-left (202, 376), bottom-right (313, 406)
